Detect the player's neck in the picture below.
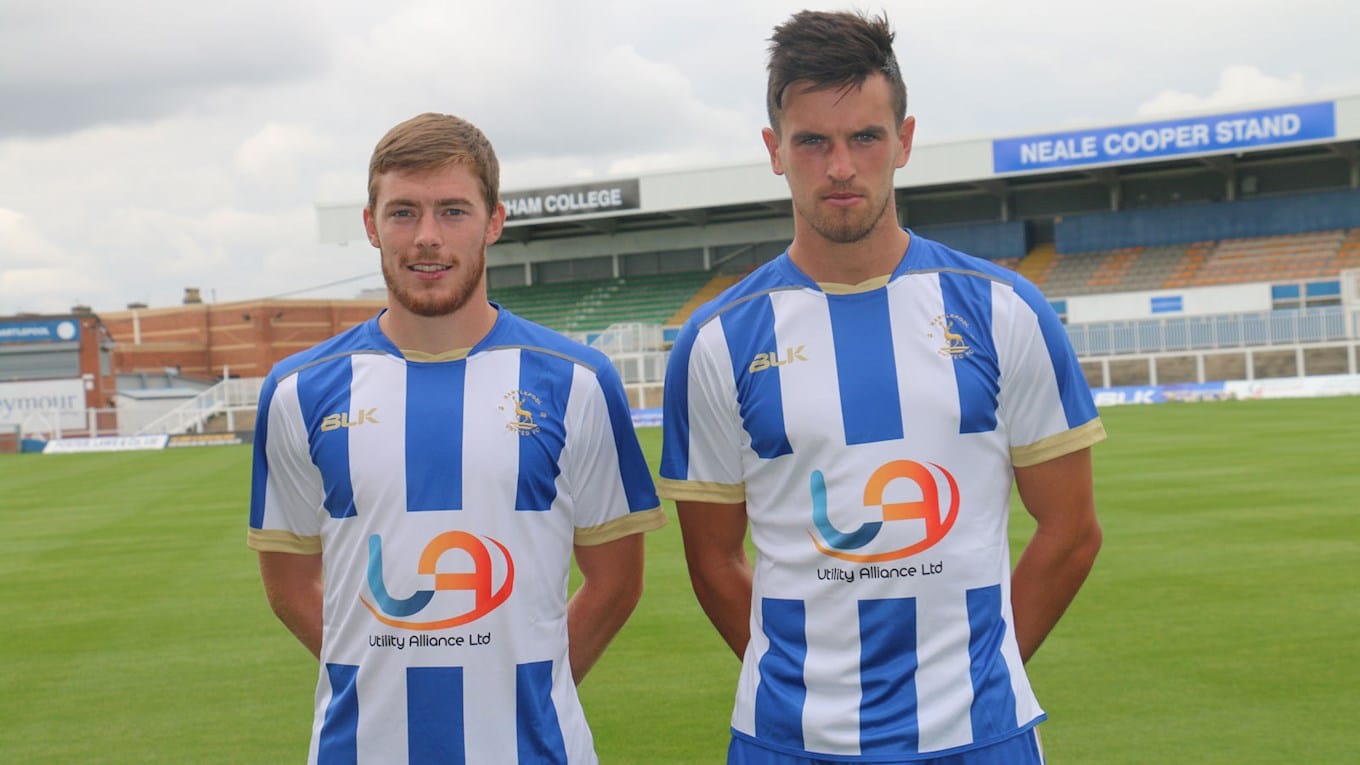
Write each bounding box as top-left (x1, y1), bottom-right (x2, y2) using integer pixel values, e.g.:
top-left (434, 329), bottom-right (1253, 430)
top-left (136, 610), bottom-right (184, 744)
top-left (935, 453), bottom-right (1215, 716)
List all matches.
top-left (788, 222), bottom-right (911, 286)
top-left (379, 300), bottom-right (498, 356)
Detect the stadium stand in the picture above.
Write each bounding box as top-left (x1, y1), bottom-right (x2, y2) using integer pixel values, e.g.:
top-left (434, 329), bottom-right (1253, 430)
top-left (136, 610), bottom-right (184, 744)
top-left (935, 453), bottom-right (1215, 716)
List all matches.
top-left (989, 256), bottom-right (1022, 273)
top-left (1032, 247), bottom-right (1113, 297)
top-left (1033, 242), bottom-right (1213, 296)
top-left (1017, 228), bottom-right (1360, 298)
top-left (1014, 242), bottom-right (1056, 285)
top-left (1340, 228), bottom-right (1360, 272)
top-left (667, 273), bottom-right (744, 327)
top-left (578, 271), bottom-right (715, 330)
top-left (1162, 243), bottom-right (1213, 289)
top-left (489, 277), bottom-right (617, 329)
top-left (14, 96), bottom-right (1359, 449)
top-left (489, 270), bottom-right (714, 334)
top-left (485, 227), bottom-right (1360, 330)
top-left (1182, 229), bottom-right (1349, 286)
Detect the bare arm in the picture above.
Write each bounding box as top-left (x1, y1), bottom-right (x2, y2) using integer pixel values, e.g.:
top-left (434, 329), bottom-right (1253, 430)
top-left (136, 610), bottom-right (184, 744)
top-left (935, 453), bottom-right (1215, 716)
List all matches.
top-left (258, 550), bottom-right (324, 660)
top-left (676, 500), bottom-right (752, 660)
top-left (568, 533), bottom-right (646, 685)
top-left (1010, 447), bottom-right (1102, 663)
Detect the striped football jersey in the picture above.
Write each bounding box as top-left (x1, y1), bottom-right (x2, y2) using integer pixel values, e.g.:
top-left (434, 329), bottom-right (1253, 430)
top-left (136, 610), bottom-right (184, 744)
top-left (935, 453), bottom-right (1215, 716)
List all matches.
top-left (249, 308), bottom-right (664, 765)
top-left (659, 232), bottom-right (1104, 761)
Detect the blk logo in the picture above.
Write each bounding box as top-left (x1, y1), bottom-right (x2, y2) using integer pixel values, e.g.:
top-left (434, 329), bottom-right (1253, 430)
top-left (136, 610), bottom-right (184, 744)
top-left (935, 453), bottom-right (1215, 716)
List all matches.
top-left (321, 408), bottom-right (379, 432)
top-left (361, 531), bottom-right (515, 630)
top-left (749, 345), bottom-right (808, 374)
top-left (809, 460), bottom-right (960, 562)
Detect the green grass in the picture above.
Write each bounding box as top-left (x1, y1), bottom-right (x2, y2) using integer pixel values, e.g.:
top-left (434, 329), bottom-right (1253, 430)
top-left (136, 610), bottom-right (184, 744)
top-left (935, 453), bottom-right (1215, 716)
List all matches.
top-left (1022, 398), bottom-right (1360, 763)
top-left (2, 397), bottom-right (1358, 763)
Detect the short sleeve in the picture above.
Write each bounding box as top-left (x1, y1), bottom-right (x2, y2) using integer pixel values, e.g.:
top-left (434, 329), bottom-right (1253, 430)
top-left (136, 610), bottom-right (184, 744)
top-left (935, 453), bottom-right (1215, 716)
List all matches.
top-left (997, 281), bottom-right (1105, 467)
top-left (658, 318), bottom-right (746, 503)
top-left (560, 359), bottom-right (664, 545)
top-left (248, 373), bottom-right (324, 553)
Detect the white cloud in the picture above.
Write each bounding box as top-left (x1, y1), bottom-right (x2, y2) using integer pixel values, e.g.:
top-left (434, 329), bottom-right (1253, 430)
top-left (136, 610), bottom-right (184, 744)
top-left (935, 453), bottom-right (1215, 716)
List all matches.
top-left (0, 0), bottom-right (331, 136)
top-left (0, 208), bottom-right (63, 266)
top-left (102, 205), bottom-right (321, 298)
top-left (1, 0), bottom-right (1358, 315)
top-left (0, 208), bottom-right (104, 313)
top-left (1138, 66), bottom-right (1309, 117)
top-left (235, 124), bottom-right (337, 184)
top-left (1, 268), bottom-right (107, 314)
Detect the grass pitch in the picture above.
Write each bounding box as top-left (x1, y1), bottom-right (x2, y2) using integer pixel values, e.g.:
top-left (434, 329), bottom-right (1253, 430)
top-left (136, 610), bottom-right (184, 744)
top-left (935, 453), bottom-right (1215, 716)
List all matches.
top-left (2, 397), bottom-right (1357, 763)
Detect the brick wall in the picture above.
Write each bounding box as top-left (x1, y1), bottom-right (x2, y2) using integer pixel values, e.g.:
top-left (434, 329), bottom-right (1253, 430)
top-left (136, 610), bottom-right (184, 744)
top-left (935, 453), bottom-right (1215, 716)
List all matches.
top-left (104, 299), bottom-right (385, 379)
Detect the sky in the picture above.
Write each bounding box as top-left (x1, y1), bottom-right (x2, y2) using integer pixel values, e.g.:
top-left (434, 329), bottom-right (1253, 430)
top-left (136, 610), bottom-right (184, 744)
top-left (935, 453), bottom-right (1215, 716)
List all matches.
top-left (1, 0), bottom-right (1357, 315)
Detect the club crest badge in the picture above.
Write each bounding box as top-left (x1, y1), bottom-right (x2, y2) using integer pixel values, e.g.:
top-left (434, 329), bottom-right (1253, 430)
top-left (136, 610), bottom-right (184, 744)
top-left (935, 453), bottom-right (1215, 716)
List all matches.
top-left (928, 314), bottom-right (974, 359)
top-left (500, 390), bottom-right (545, 436)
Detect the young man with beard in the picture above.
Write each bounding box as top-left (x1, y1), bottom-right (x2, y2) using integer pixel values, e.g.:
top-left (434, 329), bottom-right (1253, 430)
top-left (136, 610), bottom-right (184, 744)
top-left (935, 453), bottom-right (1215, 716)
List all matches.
top-left (249, 112), bottom-right (665, 764)
top-left (659, 11), bottom-right (1104, 765)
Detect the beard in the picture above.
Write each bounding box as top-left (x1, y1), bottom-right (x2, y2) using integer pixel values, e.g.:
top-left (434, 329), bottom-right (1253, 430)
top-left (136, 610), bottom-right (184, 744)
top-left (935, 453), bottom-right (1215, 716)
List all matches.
top-left (798, 186), bottom-right (894, 244)
top-left (382, 246), bottom-right (486, 318)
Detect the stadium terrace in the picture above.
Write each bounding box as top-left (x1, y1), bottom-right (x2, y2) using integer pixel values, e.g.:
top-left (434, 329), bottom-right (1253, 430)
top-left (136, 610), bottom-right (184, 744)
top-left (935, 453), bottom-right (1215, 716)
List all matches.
top-left (6, 93), bottom-right (1360, 452)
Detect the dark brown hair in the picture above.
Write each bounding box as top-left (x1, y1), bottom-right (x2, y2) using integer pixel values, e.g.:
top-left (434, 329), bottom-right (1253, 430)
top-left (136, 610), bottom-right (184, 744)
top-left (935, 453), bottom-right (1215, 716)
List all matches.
top-left (766, 10), bottom-right (907, 133)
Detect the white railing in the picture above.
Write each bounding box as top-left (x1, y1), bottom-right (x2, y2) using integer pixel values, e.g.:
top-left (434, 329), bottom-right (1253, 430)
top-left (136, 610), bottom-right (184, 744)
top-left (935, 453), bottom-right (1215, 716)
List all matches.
top-left (590, 323), bottom-right (668, 409)
top-left (134, 377), bottom-right (265, 435)
top-left (589, 322), bottom-right (665, 355)
top-left (1066, 306), bottom-right (1356, 357)
top-left (18, 408), bottom-right (119, 441)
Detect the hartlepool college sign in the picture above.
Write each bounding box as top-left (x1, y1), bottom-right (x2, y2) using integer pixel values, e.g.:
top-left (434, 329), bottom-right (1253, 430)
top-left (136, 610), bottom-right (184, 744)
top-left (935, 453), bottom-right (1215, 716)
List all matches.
top-left (992, 101), bottom-right (1337, 174)
top-left (502, 179), bottom-right (641, 221)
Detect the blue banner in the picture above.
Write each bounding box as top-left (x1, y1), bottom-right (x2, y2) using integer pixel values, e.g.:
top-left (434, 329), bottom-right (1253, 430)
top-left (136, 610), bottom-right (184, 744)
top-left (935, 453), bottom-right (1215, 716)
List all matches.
top-left (1150, 296), bottom-right (1183, 314)
top-left (631, 407), bottom-right (662, 428)
top-left (1091, 382), bottom-right (1230, 406)
top-left (0, 319), bottom-right (81, 344)
top-left (993, 101), bottom-right (1336, 174)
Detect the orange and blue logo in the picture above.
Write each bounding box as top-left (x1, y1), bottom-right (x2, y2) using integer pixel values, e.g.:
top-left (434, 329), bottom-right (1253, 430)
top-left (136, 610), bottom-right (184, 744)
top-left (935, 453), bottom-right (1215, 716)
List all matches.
top-left (361, 532), bottom-right (515, 630)
top-left (810, 460), bottom-right (960, 562)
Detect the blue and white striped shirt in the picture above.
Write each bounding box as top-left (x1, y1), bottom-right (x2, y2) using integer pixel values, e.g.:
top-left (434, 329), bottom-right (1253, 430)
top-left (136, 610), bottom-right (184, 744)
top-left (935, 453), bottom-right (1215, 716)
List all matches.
top-left (250, 307), bottom-right (663, 764)
top-left (659, 232), bottom-right (1104, 761)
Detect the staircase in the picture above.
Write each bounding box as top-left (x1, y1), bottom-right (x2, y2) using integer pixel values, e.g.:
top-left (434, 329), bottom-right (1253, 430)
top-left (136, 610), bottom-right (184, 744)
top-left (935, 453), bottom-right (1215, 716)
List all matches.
top-left (667, 273), bottom-right (743, 325)
top-left (135, 377), bottom-right (264, 435)
top-left (1017, 243), bottom-right (1056, 285)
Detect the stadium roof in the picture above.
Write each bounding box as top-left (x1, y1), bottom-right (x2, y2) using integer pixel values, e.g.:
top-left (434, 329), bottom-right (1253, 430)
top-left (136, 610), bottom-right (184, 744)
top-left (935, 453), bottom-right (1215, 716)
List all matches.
top-left (317, 92), bottom-right (1360, 246)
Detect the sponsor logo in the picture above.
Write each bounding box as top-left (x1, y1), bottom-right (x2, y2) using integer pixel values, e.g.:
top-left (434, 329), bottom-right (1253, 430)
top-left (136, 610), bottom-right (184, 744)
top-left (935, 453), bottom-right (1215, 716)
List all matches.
top-left (500, 390), bottom-right (544, 436)
top-left (927, 314), bottom-right (973, 359)
top-left (321, 408), bottom-right (379, 431)
top-left (167, 432), bottom-right (245, 448)
top-left (809, 460), bottom-right (960, 562)
top-left (749, 345), bottom-right (809, 374)
top-left (361, 531), bottom-right (515, 630)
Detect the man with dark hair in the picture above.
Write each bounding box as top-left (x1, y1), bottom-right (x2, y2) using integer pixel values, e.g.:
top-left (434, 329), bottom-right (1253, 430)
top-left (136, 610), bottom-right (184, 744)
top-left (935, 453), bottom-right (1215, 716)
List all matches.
top-left (661, 11), bottom-right (1103, 764)
top-left (765, 10), bottom-right (907, 134)
top-left (250, 112), bottom-right (665, 763)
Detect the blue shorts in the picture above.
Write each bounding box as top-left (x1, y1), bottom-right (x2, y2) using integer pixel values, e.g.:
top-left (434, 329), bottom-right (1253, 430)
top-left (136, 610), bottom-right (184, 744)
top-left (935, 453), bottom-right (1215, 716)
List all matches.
top-left (727, 728), bottom-right (1044, 765)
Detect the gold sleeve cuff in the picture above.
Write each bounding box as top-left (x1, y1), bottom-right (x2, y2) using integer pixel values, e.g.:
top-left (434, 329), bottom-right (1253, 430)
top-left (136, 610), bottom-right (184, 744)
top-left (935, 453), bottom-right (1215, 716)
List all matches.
top-left (574, 507), bottom-right (668, 546)
top-left (1011, 418), bottom-right (1107, 468)
top-left (247, 528), bottom-right (323, 554)
top-left (656, 477), bottom-right (746, 504)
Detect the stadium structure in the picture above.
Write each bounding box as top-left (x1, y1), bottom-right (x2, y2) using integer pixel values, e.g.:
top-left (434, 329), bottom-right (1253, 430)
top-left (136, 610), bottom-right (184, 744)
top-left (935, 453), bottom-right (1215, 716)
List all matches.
top-left (4, 93), bottom-right (1360, 451)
